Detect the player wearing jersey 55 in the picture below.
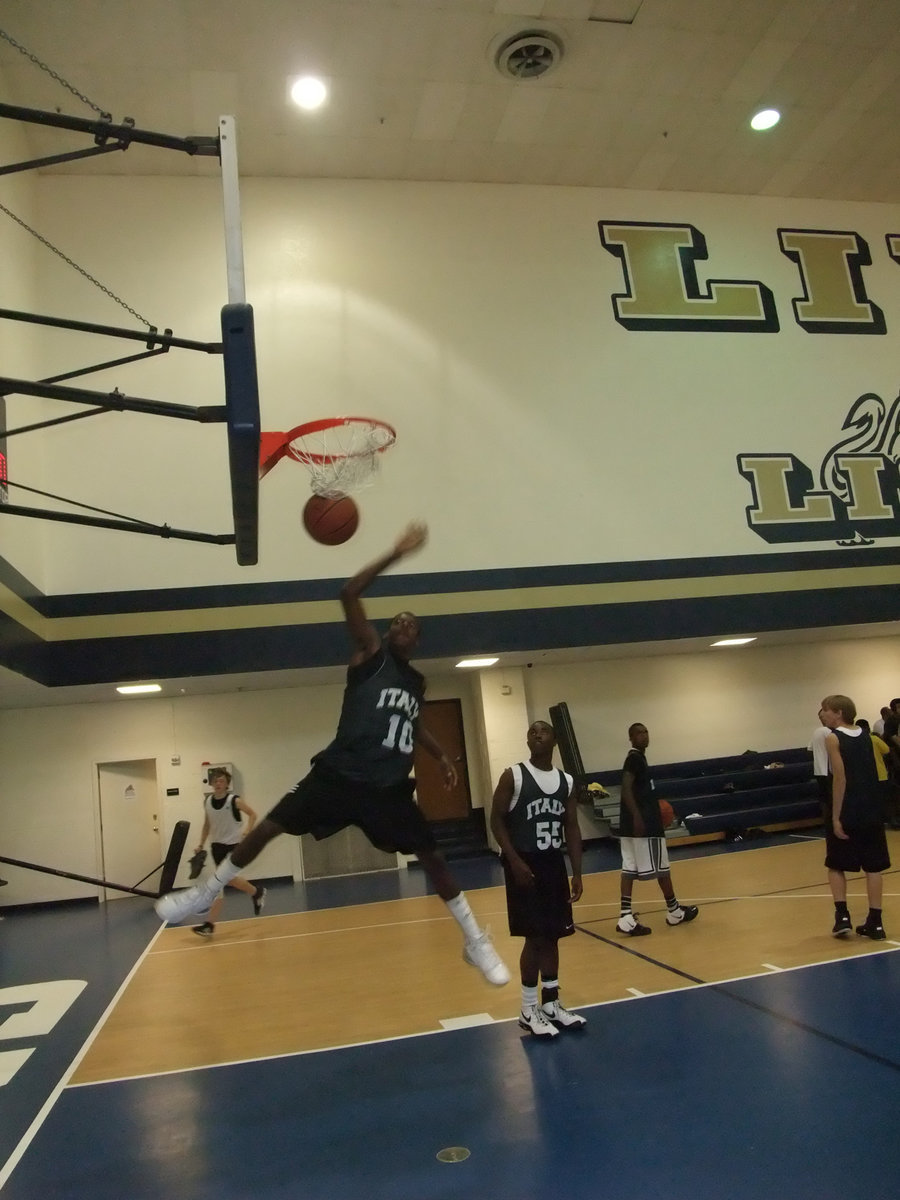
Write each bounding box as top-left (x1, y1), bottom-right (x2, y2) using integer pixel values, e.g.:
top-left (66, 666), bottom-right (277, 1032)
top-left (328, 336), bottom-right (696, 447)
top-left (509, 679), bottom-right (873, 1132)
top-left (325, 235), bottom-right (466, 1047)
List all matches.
top-left (491, 720), bottom-right (586, 1038)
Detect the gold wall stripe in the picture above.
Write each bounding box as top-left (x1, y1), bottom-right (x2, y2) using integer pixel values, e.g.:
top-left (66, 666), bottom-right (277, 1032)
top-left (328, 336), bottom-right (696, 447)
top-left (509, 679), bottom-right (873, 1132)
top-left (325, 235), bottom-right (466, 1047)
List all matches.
top-left (1, 562), bottom-right (896, 643)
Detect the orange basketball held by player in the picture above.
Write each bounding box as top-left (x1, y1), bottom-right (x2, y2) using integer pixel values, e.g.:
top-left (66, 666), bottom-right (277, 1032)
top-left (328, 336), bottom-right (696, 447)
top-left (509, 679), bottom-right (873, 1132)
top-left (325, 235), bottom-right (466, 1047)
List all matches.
top-left (659, 800), bottom-right (675, 829)
top-left (302, 493), bottom-right (359, 545)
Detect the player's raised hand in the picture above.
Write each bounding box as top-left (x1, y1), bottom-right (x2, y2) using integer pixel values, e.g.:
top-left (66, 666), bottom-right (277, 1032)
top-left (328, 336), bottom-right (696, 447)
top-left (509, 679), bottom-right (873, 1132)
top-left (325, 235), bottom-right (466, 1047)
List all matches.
top-left (394, 522), bottom-right (428, 558)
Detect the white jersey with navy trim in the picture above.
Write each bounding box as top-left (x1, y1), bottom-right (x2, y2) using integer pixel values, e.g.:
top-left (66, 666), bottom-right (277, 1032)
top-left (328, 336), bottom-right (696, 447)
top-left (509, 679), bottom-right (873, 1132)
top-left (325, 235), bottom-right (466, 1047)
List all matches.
top-left (204, 792), bottom-right (244, 846)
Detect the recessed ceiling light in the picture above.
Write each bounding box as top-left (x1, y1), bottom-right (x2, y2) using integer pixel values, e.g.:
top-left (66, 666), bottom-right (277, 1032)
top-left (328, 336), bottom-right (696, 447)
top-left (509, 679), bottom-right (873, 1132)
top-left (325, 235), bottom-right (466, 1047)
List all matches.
top-left (710, 638), bottom-right (757, 648)
top-left (455, 657), bottom-right (499, 669)
top-left (750, 108), bottom-right (780, 131)
top-left (116, 683), bottom-right (162, 694)
top-left (289, 76), bottom-right (328, 110)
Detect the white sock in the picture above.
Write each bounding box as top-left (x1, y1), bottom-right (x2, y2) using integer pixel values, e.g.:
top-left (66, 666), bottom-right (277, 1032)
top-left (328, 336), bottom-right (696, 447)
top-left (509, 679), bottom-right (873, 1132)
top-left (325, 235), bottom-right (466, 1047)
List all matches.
top-left (522, 984), bottom-right (538, 1010)
top-left (446, 892), bottom-right (483, 942)
top-left (205, 856), bottom-right (241, 895)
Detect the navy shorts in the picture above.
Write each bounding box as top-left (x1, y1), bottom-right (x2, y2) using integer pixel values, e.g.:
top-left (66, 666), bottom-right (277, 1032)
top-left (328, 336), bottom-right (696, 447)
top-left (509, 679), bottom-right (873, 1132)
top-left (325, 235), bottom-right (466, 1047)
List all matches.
top-left (824, 823), bottom-right (890, 874)
top-left (502, 850), bottom-right (575, 940)
top-left (266, 763), bottom-right (437, 855)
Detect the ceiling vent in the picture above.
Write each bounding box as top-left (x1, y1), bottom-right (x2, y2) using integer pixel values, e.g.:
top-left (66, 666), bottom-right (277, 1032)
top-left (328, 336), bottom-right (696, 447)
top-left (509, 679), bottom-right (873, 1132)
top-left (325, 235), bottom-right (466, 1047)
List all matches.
top-left (494, 30), bottom-right (564, 81)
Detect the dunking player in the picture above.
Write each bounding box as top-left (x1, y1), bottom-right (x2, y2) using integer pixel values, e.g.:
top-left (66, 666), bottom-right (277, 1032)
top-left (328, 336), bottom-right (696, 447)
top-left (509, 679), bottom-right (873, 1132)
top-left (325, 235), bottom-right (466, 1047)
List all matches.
top-left (156, 523), bottom-right (509, 986)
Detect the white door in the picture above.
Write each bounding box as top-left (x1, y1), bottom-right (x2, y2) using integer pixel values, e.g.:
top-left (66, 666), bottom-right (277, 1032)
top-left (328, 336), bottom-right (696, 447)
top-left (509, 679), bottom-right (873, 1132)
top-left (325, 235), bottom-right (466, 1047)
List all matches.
top-left (97, 760), bottom-right (162, 901)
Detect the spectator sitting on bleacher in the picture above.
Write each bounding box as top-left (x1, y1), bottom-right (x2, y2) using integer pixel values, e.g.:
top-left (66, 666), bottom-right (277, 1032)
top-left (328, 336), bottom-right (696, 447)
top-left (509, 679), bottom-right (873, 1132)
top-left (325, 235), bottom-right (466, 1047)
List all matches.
top-left (615, 723), bottom-right (699, 937)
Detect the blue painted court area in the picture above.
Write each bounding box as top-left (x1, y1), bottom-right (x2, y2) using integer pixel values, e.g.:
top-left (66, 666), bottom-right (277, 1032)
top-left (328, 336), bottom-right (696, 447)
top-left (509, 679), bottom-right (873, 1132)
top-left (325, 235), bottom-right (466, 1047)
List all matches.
top-left (0, 898), bottom-right (159, 1168)
top-left (4, 951), bottom-right (899, 1200)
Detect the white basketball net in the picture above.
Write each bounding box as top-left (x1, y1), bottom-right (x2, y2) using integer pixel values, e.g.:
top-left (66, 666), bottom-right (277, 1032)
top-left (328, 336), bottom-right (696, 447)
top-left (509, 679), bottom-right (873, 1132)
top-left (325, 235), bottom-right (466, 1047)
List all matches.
top-left (286, 419), bottom-right (395, 498)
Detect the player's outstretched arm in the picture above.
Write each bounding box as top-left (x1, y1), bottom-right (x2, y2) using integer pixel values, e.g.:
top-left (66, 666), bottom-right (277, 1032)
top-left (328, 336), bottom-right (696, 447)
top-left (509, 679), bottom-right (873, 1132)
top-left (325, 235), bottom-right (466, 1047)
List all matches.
top-left (340, 522), bottom-right (428, 654)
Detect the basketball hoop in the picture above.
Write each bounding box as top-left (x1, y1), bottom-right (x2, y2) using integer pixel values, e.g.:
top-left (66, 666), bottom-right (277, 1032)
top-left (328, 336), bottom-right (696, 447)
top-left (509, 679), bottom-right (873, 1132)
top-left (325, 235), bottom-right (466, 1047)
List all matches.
top-left (259, 416), bottom-right (396, 497)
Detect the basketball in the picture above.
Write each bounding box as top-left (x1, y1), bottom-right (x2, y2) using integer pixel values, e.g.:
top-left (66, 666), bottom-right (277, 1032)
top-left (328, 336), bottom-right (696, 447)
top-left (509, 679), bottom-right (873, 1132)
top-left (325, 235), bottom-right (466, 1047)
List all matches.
top-left (659, 800), bottom-right (676, 829)
top-left (302, 494), bottom-right (359, 545)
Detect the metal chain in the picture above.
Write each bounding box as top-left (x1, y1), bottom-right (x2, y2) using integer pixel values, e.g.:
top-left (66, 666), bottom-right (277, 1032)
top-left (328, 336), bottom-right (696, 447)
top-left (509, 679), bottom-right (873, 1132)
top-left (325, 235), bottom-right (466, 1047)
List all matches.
top-left (0, 28), bottom-right (109, 117)
top-left (0, 200), bottom-right (153, 328)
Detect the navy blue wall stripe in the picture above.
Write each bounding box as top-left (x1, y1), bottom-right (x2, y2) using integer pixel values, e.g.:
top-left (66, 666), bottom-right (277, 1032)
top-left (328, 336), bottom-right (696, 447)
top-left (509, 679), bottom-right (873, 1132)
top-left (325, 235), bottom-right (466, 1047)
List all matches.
top-left (9, 583), bottom-right (897, 687)
top-left (0, 543), bottom-right (895, 618)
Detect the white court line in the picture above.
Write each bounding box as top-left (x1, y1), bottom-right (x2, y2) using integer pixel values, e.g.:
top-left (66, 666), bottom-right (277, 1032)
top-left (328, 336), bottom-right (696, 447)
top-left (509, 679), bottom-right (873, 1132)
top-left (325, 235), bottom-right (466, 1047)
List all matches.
top-left (150, 908), bottom-right (510, 956)
top-left (439, 1013), bottom-right (495, 1031)
top-left (626, 987), bottom-right (645, 996)
top-left (0, 920), bottom-right (168, 1192)
top-left (761, 963), bottom-right (783, 971)
top-left (69, 941), bottom-right (900, 1090)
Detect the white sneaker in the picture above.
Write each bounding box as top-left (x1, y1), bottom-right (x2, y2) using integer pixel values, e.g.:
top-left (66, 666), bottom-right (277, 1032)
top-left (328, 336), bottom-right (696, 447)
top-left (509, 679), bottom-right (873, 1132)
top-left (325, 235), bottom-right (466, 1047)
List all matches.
top-left (155, 883), bottom-right (215, 925)
top-left (518, 1005), bottom-right (559, 1037)
top-left (463, 930), bottom-right (511, 986)
top-left (541, 1000), bottom-right (587, 1029)
top-left (616, 912), bottom-right (651, 936)
top-left (666, 904), bottom-right (699, 926)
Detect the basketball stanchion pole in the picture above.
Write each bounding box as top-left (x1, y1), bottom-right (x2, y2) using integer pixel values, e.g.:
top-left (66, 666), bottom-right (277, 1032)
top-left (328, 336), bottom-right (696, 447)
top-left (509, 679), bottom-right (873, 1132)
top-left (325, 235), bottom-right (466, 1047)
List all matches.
top-left (0, 820), bottom-right (190, 900)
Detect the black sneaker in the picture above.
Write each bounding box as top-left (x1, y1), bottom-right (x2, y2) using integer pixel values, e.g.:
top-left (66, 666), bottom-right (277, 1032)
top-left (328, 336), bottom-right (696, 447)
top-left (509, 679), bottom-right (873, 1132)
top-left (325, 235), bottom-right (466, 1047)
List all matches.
top-left (252, 886), bottom-right (267, 916)
top-left (192, 922), bottom-right (215, 938)
top-left (666, 905), bottom-right (699, 926)
top-left (832, 913), bottom-right (852, 937)
top-left (856, 921), bottom-right (886, 941)
top-left (616, 913), bottom-right (651, 936)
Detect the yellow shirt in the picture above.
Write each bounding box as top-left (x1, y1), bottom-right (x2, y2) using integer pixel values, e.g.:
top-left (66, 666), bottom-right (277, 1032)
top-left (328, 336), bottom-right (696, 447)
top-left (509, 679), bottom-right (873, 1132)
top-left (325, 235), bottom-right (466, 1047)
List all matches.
top-left (870, 733), bottom-right (890, 782)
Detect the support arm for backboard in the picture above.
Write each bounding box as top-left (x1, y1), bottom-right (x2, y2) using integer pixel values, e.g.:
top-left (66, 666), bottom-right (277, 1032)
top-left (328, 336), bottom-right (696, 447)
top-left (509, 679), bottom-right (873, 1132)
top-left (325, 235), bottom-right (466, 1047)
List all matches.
top-left (0, 103), bottom-right (260, 565)
top-left (0, 375), bottom-right (226, 423)
top-left (0, 102), bottom-right (220, 164)
top-left (0, 503), bottom-right (235, 545)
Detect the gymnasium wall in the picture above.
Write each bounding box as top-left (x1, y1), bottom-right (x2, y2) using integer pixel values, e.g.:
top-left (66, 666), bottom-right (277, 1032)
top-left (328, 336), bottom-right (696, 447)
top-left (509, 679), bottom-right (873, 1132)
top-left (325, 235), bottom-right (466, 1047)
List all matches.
top-left (2, 634), bottom-right (896, 906)
top-left (13, 175), bottom-right (900, 595)
top-left (0, 666), bottom-right (490, 906)
top-left (523, 633), bottom-right (900, 772)
top-left (0, 76), bottom-right (43, 588)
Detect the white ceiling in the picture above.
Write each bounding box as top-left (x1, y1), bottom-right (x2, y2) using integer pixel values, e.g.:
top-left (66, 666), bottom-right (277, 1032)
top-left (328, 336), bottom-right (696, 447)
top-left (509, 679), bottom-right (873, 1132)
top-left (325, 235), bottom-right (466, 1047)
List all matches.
top-left (0, 0), bottom-right (898, 200)
top-left (1, 1), bottom-right (898, 709)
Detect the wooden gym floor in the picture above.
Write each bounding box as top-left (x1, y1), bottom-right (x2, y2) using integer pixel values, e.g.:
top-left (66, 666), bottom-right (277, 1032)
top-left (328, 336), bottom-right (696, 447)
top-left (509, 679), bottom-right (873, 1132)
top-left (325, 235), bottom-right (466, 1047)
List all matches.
top-left (2, 830), bottom-right (899, 1199)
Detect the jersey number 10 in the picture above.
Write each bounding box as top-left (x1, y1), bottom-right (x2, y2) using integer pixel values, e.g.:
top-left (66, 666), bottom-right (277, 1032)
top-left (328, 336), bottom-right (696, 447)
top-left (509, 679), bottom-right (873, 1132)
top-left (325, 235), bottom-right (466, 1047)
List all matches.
top-left (382, 714), bottom-right (415, 755)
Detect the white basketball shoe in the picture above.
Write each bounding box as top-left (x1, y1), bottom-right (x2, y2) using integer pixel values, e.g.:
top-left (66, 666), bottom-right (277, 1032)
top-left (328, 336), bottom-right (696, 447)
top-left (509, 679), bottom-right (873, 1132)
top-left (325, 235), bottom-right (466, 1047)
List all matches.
top-left (463, 930), bottom-right (511, 986)
top-left (155, 882), bottom-right (216, 925)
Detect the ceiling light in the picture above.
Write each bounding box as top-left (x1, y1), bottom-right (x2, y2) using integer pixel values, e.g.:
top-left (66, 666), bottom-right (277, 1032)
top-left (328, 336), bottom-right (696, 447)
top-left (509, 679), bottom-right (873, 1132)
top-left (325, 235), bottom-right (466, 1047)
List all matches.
top-left (710, 638), bottom-right (757, 648)
top-left (116, 683), bottom-right (162, 695)
top-left (750, 108), bottom-right (780, 131)
top-left (455, 657), bottom-right (499, 669)
top-left (289, 76), bottom-right (328, 110)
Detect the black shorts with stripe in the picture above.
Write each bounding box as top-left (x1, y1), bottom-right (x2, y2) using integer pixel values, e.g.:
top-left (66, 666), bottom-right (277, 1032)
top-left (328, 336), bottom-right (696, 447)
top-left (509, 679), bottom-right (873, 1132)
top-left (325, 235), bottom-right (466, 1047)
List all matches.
top-left (502, 850), bottom-right (575, 940)
top-left (266, 762), bottom-right (437, 855)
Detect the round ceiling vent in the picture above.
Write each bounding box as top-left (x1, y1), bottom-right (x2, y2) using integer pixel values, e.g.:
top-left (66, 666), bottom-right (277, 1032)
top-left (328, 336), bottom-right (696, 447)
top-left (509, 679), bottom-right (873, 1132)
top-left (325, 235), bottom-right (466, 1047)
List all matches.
top-left (494, 31), bottom-right (564, 81)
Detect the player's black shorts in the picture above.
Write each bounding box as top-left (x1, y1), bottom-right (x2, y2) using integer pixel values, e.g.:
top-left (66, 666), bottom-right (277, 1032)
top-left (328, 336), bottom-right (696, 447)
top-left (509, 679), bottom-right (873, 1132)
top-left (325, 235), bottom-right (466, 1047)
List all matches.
top-left (824, 823), bottom-right (890, 874)
top-left (266, 763), bottom-right (437, 855)
top-left (501, 850), bottom-right (574, 940)
top-left (210, 842), bottom-right (239, 866)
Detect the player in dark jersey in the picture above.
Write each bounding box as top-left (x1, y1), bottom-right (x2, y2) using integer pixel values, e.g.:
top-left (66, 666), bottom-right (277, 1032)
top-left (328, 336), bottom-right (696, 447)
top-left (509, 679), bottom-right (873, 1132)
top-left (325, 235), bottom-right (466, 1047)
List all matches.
top-left (615, 722), bottom-right (698, 936)
top-left (491, 720), bottom-right (586, 1037)
top-left (821, 693), bottom-right (891, 939)
top-left (157, 523), bottom-right (509, 986)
